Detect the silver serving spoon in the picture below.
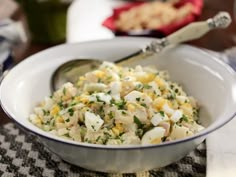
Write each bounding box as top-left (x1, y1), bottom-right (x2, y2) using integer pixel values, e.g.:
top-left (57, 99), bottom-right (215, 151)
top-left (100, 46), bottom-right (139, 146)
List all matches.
top-left (51, 12), bottom-right (231, 92)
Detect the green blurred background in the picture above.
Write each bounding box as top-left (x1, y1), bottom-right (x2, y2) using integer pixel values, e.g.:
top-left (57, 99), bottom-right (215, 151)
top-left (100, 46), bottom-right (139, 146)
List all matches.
top-left (16, 0), bottom-right (72, 44)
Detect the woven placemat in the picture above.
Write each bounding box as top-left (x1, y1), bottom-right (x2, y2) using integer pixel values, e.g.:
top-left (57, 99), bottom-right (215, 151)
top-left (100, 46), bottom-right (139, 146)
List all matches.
top-left (0, 123), bottom-right (206, 177)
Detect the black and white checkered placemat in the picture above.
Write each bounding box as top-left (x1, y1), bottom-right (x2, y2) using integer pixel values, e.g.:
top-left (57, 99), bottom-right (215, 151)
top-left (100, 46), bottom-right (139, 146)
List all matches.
top-left (0, 123), bottom-right (206, 177)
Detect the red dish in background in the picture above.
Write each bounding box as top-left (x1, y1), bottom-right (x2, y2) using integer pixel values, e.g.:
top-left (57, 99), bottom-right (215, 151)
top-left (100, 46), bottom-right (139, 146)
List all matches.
top-left (102, 0), bottom-right (203, 38)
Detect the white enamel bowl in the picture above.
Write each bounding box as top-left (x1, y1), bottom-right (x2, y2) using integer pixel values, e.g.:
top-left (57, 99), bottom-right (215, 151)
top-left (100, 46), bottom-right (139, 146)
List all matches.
top-left (1, 37), bottom-right (236, 173)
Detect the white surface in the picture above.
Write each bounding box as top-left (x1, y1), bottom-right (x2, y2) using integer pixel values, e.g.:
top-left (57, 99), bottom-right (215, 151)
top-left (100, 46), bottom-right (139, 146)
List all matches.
top-left (67, 0), bottom-right (125, 43)
top-left (202, 49), bottom-right (236, 177)
top-left (1, 38), bottom-right (236, 172)
top-left (207, 117), bottom-right (236, 177)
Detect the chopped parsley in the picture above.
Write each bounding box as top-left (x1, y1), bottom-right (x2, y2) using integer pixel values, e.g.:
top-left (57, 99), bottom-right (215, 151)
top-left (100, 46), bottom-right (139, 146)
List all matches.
top-left (140, 103), bottom-right (147, 108)
top-left (143, 84), bottom-right (152, 89)
top-left (180, 114), bottom-right (188, 123)
top-left (136, 129), bottom-right (143, 138)
top-left (161, 136), bottom-right (167, 142)
top-left (64, 133), bottom-right (70, 137)
top-left (96, 136), bottom-right (101, 142)
top-left (98, 106), bottom-right (104, 114)
top-left (159, 111), bottom-right (165, 117)
top-left (108, 111), bottom-right (114, 119)
top-left (119, 132), bottom-right (125, 137)
top-left (63, 87), bottom-right (66, 95)
top-left (133, 116), bottom-right (143, 128)
top-left (57, 101), bottom-right (64, 108)
top-left (43, 109), bottom-right (49, 116)
top-left (104, 131), bottom-right (111, 138)
top-left (167, 92), bottom-right (176, 100)
top-left (193, 109), bottom-right (199, 117)
top-left (91, 125), bottom-right (95, 131)
top-left (174, 88), bottom-right (179, 93)
top-left (107, 76), bottom-right (112, 80)
top-left (69, 102), bottom-right (77, 107)
top-left (135, 84), bottom-right (143, 90)
top-left (96, 95), bottom-right (105, 104)
top-left (88, 101), bottom-right (95, 104)
top-left (112, 100), bottom-right (126, 110)
top-left (68, 108), bottom-right (74, 116)
top-left (136, 97), bottom-right (141, 101)
top-left (121, 111), bottom-right (127, 115)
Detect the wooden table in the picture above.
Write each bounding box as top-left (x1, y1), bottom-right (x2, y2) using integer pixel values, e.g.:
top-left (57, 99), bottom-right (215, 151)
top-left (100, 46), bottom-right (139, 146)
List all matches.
top-left (0, 0), bottom-right (235, 125)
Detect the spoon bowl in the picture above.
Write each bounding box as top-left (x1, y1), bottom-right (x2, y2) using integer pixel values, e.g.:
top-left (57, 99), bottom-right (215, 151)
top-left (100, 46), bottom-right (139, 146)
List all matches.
top-left (51, 59), bottom-right (102, 91)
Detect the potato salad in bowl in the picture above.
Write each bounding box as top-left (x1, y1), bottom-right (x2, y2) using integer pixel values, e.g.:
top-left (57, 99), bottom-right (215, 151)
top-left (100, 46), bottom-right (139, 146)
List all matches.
top-left (29, 61), bottom-right (204, 145)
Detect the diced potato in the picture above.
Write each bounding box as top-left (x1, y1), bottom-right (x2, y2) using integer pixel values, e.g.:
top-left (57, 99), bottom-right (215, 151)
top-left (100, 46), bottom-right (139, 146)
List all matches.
top-left (180, 103), bottom-right (193, 117)
top-left (69, 126), bottom-right (81, 141)
top-left (115, 110), bottom-right (133, 125)
top-left (162, 103), bottom-right (174, 115)
top-left (109, 81), bottom-right (122, 100)
top-left (151, 112), bottom-right (168, 126)
top-left (85, 112), bottom-right (104, 132)
top-left (84, 83), bottom-right (107, 92)
top-left (170, 110), bottom-right (183, 123)
top-left (159, 122), bottom-right (170, 136)
top-left (191, 122), bottom-right (204, 133)
top-left (106, 139), bottom-right (122, 145)
top-left (121, 132), bottom-right (141, 145)
top-left (43, 97), bottom-right (54, 110)
top-left (34, 107), bottom-right (44, 118)
top-left (134, 72), bottom-right (155, 83)
top-left (141, 127), bottom-right (165, 145)
top-left (57, 128), bottom-right (69, 136)
top-left (89, 93), bottom-right (112, 104)
top-left (154, 76), bottom-right (166, 90)
top-left (170, 124), bottom-right (193, 140)
top-left (176, 95), bottom-right (188, 105)
top-left (29, 114), bottom-right (42, 127)
top-left (54, 82), bottom-right (77, 101)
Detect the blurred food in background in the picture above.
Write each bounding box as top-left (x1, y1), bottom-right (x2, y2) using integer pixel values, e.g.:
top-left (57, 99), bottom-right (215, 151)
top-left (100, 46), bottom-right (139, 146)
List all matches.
top-left (16, 0), bottom-right (73, 44)
top-left (103, 0), bottom-right (203, 37)
top-left (115, 0), bottom-right (193, 31)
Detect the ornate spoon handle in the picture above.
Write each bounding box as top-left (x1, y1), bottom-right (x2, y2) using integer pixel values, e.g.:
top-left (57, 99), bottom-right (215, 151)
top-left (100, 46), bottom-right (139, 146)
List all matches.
top-left (118, 11), bottom-right (231, 65)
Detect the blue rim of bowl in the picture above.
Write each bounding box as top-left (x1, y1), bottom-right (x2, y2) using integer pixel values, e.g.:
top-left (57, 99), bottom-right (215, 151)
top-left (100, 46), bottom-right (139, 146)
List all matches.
top-left (1, 42), bottom-right (236, 150)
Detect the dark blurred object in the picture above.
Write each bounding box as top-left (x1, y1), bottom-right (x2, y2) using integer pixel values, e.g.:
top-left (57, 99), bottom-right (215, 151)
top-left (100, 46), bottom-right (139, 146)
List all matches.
top-left (0, 40), bottom-right (14, 73)
top-left (115, 29), bottom-right (166, 38)
top-left (16, 0), bottom-right (72, 44)
top-left (103, 0), bottom-right (203, 38)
